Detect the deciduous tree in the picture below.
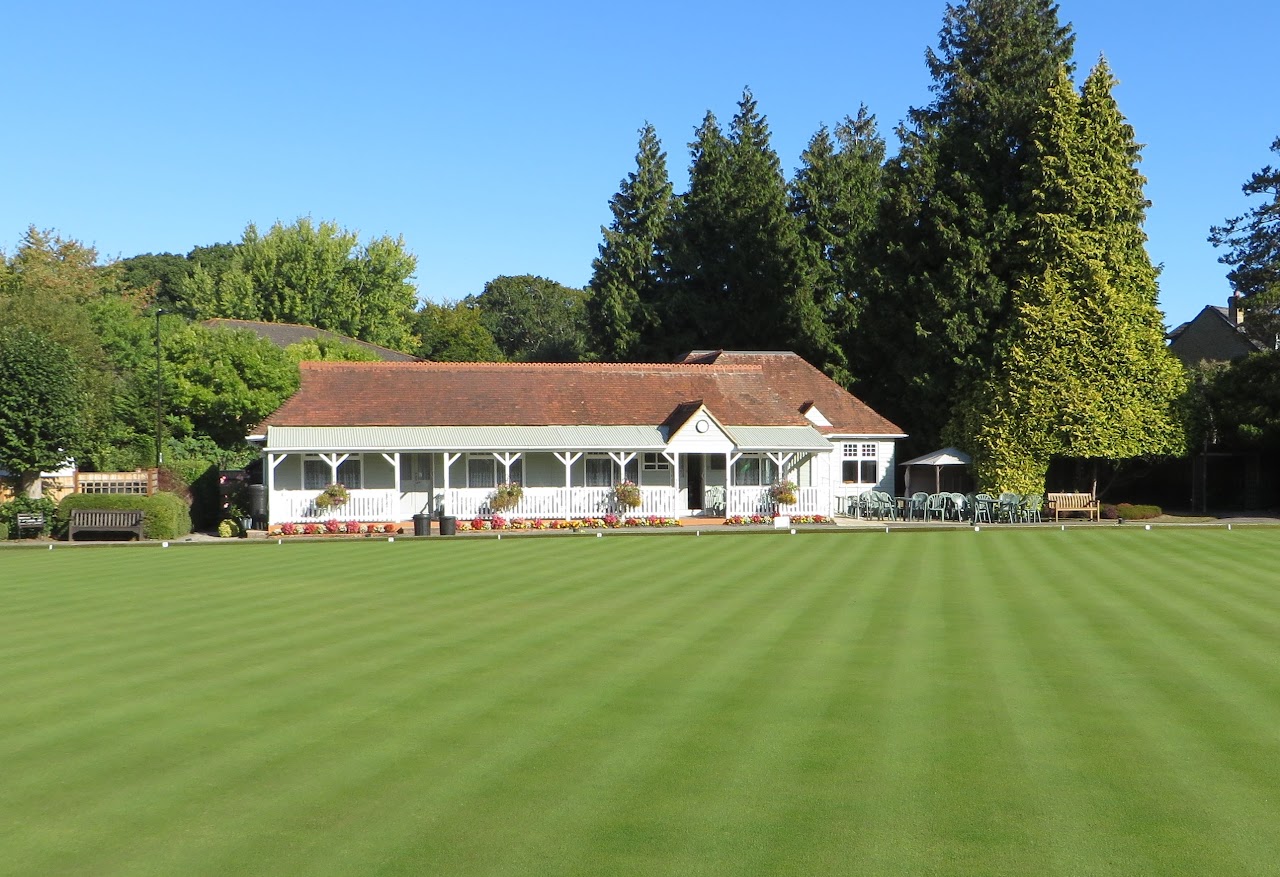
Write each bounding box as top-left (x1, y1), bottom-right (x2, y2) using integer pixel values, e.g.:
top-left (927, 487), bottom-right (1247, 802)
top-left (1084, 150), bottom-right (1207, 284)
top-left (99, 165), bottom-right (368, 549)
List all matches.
top-left (0, 327), bottom-right (90, 498)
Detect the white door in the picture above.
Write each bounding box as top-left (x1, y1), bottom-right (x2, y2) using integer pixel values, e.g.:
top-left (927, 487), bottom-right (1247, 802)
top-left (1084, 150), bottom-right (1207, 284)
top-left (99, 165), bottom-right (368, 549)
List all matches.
top-left (400, 453), bottom-right (434, 518)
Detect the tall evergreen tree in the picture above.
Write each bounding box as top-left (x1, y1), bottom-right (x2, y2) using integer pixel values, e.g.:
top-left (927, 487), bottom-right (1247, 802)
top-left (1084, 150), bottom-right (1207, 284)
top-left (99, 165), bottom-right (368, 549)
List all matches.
top-left (851, 0), bottom-right (1075, 447)
top-left (952, 63), bottom-right (1185, 493)
top-left (662, 89), bottom-right (822, 360)
top-left (790, 107), bottom-right (885, 384)
top-left (587, 123), bottom-right (674, 361)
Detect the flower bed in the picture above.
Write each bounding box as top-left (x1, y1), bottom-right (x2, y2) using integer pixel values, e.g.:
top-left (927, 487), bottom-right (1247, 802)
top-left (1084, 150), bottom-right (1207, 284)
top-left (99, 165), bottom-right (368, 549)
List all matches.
top-left (724, 514), bottom-right (830, 526)
top-left (456, 514), bottom-right (683, 532)
top-left (270, 520), bottom-right (402, 536)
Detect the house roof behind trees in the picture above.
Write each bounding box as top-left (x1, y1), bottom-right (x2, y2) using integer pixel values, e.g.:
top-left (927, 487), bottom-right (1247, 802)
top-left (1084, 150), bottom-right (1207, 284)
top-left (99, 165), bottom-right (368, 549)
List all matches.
top-left (202, 319), bottom-right (421, 362)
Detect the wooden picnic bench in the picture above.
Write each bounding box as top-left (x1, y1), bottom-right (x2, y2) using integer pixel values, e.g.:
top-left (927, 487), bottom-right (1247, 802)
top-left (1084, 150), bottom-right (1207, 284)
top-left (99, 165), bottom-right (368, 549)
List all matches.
top-left (14, 513), bottom-right (46, 537)
top-left (1046, 492), bottom-right (1100, 522)
top-left (68, 509), bottom-right (145, 541)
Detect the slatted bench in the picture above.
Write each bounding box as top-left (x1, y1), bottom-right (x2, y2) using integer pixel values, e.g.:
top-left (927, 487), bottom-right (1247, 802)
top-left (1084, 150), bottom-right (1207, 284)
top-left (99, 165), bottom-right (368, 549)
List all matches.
top-left (68, 509), bottom-right (145, 541)
top-left (1047, 492), bottom-right (1100, 522)
top-left (14, 513), bottom-right (46, 538)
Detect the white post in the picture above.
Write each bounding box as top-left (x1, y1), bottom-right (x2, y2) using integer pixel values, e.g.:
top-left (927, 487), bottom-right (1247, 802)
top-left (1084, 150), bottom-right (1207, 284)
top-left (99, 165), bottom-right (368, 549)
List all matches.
top-left (494, 452), bottom-right (523, 484)
top-left (608, 451), bottom-right (636, 483)
top-left (554, 452), bottom-right (583, 519)
top-left (442, 452), bottom-right (461, 515)
top-left (267, 453), bottom-right (287, 523)
top-left (319, 452), bottom-right (350, 484)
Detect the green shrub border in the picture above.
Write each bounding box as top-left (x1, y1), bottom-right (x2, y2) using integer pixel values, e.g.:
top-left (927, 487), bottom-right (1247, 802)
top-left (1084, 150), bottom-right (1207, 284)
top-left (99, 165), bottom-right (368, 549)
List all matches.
top-left (1101, 502), bottom-right (1162, 521)
top-left (56, 493), bottom-right (193, 540)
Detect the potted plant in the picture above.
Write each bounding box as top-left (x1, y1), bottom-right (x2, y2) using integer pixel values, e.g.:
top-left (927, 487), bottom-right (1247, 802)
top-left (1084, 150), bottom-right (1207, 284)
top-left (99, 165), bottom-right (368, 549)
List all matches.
top-left (488, 482), bottom-right (524, 513)
top-left (314, 483), bottom-right (350, 512)
top-left (769, 480), bottom-right (798, 506)
top-left (613, 480), bottom-right (642, 510)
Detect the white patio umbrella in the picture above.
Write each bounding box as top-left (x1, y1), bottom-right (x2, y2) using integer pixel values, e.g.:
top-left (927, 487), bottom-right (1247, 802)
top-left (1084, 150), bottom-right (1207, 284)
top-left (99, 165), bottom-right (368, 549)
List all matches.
top-left (901, 447), bottom-right (973, 495)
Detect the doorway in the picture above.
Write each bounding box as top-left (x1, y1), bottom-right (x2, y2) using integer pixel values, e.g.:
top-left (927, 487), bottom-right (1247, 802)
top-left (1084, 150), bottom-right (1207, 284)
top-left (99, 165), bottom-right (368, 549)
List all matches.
top-left (686, 455), bottom-right (705, 511)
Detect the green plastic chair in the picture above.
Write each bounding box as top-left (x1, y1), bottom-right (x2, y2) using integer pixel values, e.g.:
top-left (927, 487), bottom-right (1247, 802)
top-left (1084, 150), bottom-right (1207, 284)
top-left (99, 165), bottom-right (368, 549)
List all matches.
top-left (907, 492), bottom-right (929, 521)
top-left (1021, 493), bottom-right (1044, 523)
top-left (973, 493), bottom-right (995, 524)
top-left (998, 492), bottom-right (1021, 522)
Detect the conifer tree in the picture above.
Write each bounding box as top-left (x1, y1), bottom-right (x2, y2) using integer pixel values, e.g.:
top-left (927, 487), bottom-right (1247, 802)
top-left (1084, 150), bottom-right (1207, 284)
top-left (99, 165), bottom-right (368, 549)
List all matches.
top-left (790, 107), bottom-right (885, 384)
top-left (587, 123), bottom-right (674, 361)
top-left (953, 62), bottom-right (1185, 492)
top-left (662, 90), bottom-right (822, 361)
top-left (1210, 136), bottom-right (1280, 342)
top-left (851, 0), bottom-right (1075, 446)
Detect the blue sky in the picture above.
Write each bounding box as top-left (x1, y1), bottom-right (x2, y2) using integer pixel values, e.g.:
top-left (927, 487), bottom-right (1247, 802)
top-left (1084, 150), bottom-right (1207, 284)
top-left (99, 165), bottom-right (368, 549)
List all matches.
top-left (3, 1), bottom-right (1276, 328)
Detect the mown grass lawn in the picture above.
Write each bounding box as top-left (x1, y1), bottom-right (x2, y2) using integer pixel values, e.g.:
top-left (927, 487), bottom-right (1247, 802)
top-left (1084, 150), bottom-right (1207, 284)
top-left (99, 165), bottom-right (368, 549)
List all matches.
top-left (2, 528), bottom-right (1279, 876)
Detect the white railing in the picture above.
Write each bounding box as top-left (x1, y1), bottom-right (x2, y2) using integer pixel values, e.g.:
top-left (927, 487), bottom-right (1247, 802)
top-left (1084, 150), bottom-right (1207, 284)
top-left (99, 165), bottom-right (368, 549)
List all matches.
top-left (272, 489), bottom-right (399, 523)
top-left (727, 486), bottom-right (826, 517)
top-left (443, 486), bottom-right (681, 519)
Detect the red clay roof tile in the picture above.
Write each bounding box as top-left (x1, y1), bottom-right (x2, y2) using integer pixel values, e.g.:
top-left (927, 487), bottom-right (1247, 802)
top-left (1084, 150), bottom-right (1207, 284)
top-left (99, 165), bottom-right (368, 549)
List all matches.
top-left (257, 354), bottom-right (903, 436)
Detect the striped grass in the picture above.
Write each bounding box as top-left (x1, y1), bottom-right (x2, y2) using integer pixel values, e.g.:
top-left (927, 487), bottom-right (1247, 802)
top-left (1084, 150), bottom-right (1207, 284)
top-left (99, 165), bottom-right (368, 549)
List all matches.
top-left (2, 528), bottom-right (1279, 875)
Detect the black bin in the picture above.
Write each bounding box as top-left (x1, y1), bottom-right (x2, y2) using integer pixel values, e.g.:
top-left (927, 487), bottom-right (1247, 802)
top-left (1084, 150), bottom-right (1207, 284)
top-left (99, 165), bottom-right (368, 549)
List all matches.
top-left (412, 514), bottom-right (431, 536)
top-left (438, 515), bottom-right (457, 536)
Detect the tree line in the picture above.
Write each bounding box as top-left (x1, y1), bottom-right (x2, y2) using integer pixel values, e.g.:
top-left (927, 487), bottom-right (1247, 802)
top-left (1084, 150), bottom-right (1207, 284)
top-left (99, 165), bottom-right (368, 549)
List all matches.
top-left (4, 0), bottom-right (1278, 500)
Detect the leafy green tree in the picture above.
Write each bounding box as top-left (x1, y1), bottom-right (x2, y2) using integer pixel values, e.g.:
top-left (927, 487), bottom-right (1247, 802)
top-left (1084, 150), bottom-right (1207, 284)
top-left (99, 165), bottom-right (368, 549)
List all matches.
top-left (1210, 136), bottom-right (1280, 343)
top-left (0, 327), bottom-right (90, 498)
top-left (414, 300), bottom-right (504, 361)
top-left (283, 337), bottom-right (383, 363)
top-left (951, 63), bottom-right (1185, 493)
top-left (790, 107), bottom-right (885, 385)
top-left (851, 0), bottom-right (1075, 447)
top-left (185, 219), bottom-right (419, 352)
top-left (469, 275), bottom-right (589, 361)
top-left (663, 90), bottom-right (824, 362)
top-left (0, 229), bottom-right (129, 468)
top-left (162, 324), bottom-right (300, 447)
top-left (588, 122), bottom-right (674, 361)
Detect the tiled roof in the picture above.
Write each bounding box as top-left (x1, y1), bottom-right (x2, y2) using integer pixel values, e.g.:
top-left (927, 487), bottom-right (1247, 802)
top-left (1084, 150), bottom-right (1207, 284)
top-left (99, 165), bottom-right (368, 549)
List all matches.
top-left (675, 351), bottom-right (904, 436)
top-left (257, 353), bottom-right (903, 436)
top-left (202, 319), bottom-right (421, 362)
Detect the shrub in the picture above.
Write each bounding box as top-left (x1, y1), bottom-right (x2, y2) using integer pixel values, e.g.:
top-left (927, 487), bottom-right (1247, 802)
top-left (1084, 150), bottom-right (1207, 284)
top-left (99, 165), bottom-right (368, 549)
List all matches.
top-left (1103, 502), bottom-right (1162, 521)
top-left (217, 519), bottom-right (238, 538)
top-left (0, 496), bottom-right (57, 539)
top-left (56, 492), bottom-right (193, 540)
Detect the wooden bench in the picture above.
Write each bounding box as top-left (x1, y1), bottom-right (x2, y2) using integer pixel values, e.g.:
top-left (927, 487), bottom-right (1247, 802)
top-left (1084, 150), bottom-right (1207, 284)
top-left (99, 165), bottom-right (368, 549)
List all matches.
top-left (68, 509), bottom-right (145, 541)
top-left (14, 513), bottom-right (46, 538)
top-left (1047, 492), bottom-right (1100, 522)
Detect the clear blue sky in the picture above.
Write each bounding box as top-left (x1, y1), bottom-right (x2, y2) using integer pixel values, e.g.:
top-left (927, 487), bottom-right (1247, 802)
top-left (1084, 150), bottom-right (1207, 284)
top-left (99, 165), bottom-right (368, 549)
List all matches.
top-left (3, 0), bottom-right (1276, 328)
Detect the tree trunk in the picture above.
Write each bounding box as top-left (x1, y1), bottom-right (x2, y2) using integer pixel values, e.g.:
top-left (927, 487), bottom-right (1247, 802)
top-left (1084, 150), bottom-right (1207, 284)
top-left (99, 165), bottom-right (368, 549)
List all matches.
top-left (20, 471), bottom-right (43, 500)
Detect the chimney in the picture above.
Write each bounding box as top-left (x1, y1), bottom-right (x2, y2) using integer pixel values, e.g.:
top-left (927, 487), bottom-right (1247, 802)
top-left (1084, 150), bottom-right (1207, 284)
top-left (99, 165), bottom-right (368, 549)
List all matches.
top-left (1229, 292), bottom-right (1245, 326)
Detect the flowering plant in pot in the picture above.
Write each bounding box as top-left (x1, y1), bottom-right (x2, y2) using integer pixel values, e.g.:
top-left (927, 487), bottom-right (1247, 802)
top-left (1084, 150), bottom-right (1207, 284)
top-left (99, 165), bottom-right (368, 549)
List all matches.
top-left (612, 480), bottom-right (642, 509)
top-left (314, 483), bottom-right (350, 511)
top-left (769, 480), bottom-right (798, 505)
top-left (488, 482), bottom-right (524, 513)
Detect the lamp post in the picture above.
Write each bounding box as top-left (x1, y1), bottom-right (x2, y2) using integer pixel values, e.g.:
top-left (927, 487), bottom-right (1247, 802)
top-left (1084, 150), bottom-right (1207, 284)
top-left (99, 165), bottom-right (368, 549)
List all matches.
top-left (154, 308), bottom-right (164, 469)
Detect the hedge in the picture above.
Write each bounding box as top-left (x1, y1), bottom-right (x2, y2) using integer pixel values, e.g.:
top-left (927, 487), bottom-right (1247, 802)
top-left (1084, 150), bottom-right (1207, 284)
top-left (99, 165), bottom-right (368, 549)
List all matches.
top-left (1101, 502), bottom-right (1162, 521)
top-left (56, 492), bottom-right (193, 540)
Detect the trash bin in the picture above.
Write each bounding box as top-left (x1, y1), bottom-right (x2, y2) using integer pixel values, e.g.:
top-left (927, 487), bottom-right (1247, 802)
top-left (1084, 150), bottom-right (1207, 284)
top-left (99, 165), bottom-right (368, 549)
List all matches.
top-left (438, 515), bottom-right (457, 536)
top-left (412, 514), bottom-right (431, 536)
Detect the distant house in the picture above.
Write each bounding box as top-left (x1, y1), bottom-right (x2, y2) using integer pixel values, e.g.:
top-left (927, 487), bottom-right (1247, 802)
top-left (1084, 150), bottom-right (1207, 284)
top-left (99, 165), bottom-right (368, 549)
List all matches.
top-left (1166, 296), bottom-right (1267, 367)
top-left (249, 351), bottom-right (905, 524)
top-left (202, 319), bottom-right (421, 362)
